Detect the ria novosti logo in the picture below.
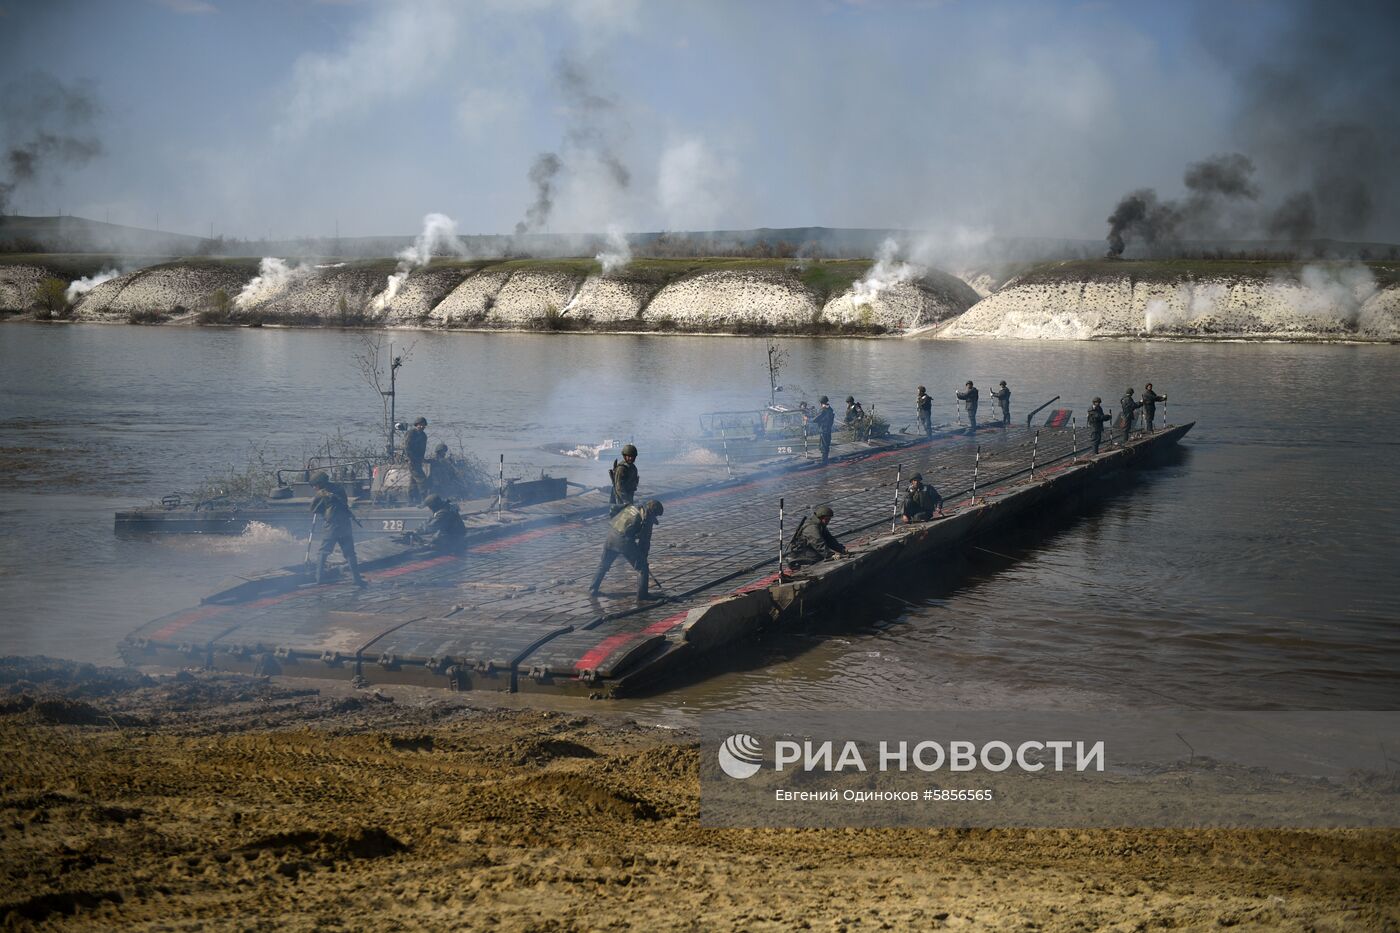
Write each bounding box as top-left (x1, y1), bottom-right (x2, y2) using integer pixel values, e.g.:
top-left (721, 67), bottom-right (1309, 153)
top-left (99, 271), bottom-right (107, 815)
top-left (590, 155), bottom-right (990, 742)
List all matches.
top-left (717, 733), bottom-right (764, 779)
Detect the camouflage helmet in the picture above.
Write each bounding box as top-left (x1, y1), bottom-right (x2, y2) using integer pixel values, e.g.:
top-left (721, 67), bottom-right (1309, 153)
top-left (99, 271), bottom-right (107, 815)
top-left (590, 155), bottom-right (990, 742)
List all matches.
top-left (310, 472), bottom-right (330, 487)
top-left (918, 385), bottom-right (926, 393)
top-left (643, 498), bottom-right (663, 519)
top-left (424, 495), bottom-right (445, 511)
top-left (434, 442), bottom-right (449, 454)
top-left (1125, 388), bottom-right (1134, 396)
top-left (846, 395), bottom-right (855, 404)
top-left (413, 416), bottom-right (428, 427)
top-left (910, 473), bottom-right (923, 483)
top-left (819, 395), bottom-right (829, 404)
top-left (999, 380), bottom-right (1007, 386)
top-left (1092, 397), bottom-right (1102, 404)
top-left (621, 444), bottom-right (638, 458)
top-left (814, 505), bottom-right (834, 520)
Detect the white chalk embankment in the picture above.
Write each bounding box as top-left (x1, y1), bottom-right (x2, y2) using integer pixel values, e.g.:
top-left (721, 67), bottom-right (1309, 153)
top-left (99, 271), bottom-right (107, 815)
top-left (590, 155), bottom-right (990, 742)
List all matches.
top-left (29, 258), bottom-right (980, 333)
top-left (0, 264), bottom-right (59, 312)
top-left (938, 263), bottom-right (1400, 341)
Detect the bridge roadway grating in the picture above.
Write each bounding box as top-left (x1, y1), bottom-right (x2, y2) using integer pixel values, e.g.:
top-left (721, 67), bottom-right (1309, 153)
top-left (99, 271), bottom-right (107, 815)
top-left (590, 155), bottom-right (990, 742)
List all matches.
top-left (130, 423), bottom-right (1110, 689)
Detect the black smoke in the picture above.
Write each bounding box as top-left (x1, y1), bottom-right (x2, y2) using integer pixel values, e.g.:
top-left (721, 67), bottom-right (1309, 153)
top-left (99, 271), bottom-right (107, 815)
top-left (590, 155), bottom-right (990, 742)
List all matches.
top-left (1108, 1), bottom-right (1400, 255)
top-left (511, 56), bottom-right (631, 238)
top-left (0, 72), bottom-right (102, 215)
top-left (1106, 154), bottom-right (1257, 256)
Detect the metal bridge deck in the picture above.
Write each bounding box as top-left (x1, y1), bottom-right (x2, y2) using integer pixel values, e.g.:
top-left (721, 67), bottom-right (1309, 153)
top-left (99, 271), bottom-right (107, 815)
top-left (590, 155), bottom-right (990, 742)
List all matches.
top-left (126, 421), bottom-right (1153, 692)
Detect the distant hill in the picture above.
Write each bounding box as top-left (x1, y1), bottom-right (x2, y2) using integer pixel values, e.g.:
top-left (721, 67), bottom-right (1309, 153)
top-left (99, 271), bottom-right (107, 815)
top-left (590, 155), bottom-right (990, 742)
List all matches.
top-left (0, 214), bottom-right (211, 256)
top-left (2, 214), bottom-right (1395, 263)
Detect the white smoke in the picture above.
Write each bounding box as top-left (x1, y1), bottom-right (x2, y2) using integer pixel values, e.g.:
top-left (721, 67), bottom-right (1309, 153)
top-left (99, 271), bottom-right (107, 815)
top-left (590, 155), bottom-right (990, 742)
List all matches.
top-left (235, 257), bottom-right (312, 309)
top-left (373, 212), bottom-right (468, 311)
top-left (595, 224), bottom-right (631, 274)
top-left (657, 136), bottom-right (737, 231)
top-left (65, 268), bottom-right (120, 303)
top-left (1144, 282), bottom-right (1228, 333)
top-left (1290, 263), bottom-right (1378, 324)
top-left (851, 238), bottom-right (922, 303)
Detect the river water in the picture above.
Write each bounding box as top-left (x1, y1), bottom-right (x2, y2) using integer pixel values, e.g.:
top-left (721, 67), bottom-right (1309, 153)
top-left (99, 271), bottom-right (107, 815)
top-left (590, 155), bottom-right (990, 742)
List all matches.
top-left (1, 322), bottom-right (1396, 712)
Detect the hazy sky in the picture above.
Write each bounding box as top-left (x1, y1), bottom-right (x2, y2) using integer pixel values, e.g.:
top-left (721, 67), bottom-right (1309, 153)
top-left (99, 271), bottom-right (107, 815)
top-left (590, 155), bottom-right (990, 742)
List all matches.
top-left (0, 0), bottom-right (1395, 244)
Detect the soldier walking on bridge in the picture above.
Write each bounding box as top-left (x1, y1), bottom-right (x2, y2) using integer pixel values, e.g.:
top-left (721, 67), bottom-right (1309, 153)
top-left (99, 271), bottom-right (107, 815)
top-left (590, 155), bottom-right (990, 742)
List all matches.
top-left (991, 380), bottom-right (1011, 426)
top-left (310, 472), bottom-right (366, 587)
top-left (1141, 383), bottom-right (1167, 433)
top-left (916, 386), bottom-right (933, 438)
top-left (609, 444), bottom-right (639, 517)
top-left (901, 473), bottom-right (945, 523)
top-left (589, 498), bottom-right (664, 601)
top-left (810, 396), bottom-right (836, 464)
top-left (787, 505), bottom-right (848, 569)
top-left (1086, 397), bottom-right (1109, 454)
top-left (1119, 388), bottom-right (1141, 445)
top-left (956, 381), bottom-right (979, 434)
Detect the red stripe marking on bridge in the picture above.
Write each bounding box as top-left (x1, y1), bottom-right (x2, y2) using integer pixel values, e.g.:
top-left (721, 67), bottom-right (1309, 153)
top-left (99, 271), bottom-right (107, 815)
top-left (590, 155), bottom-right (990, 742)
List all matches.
top-left (367, 553), bottom-right (460, 579)
top-left (151, 604), bottom-right (229, 640)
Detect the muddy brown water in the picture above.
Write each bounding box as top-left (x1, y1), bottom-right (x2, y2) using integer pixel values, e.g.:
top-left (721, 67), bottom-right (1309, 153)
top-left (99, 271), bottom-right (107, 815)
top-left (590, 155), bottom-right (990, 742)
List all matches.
top-left (0, 322), bottom-right (1396, 713)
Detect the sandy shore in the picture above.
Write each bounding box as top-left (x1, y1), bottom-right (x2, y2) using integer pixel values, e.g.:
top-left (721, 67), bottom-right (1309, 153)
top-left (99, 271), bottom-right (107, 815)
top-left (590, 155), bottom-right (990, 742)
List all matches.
top-left (1, 657), bottom-right (1396, 931)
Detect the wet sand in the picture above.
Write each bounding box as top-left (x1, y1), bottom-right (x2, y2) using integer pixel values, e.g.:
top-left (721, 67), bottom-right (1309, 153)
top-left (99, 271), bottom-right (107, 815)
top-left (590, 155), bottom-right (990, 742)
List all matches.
top-left (2, 658), bottom-right (1396, 931)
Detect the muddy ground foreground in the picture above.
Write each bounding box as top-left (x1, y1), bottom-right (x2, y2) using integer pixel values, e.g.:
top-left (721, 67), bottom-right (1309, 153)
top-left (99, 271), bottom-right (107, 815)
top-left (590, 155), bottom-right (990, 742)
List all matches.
top-left (1, 658), bottom-right (1395, 931)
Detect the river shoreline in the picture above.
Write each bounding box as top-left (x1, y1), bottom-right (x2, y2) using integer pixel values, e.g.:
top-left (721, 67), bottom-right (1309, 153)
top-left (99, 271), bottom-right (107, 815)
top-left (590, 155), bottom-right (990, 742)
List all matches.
top-left (2, 657), bottom-right (1396, 931)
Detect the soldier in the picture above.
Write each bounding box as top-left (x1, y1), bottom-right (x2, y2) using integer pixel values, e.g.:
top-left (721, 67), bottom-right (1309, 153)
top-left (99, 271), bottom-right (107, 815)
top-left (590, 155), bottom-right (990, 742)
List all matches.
top-left (901, 473), bottom-right (945, 523)
top-left (844, 395), bottom-right (865, 425)
top-left (991, 380), bottom-right (1011, 426)
top-left (609, 444), bottom-right (639, 517)
top-left (787, 505), bottom-right (848, 569)
top-left (427, 443), bottom-right (464, 498)
top-left (414, 495), bottom-right (467, 552)
top-left (1141, 383), bottom-right (1167, 433)
top-left (1086, 397), bottom-right (1109, 454)
top-left (404, 416), bottom-right (429, 504)
top-left (810, 395), bottom-right (836, 464)
top-left (1119, 387), bottom-right (1141, 444)
top-left (916, 386), bottom-right (933, 438)
top-left (310, 472), bottom-right (366, 587)
top-left (589, 498), bottom-right (664, 600)
top-left (956, 381), bottom-right (979, 434)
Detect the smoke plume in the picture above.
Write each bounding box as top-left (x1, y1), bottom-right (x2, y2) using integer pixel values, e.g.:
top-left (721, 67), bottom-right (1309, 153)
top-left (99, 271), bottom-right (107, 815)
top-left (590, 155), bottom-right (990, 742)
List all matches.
top-left (1106, 153), bottom-right (1259, 256)
top-left (235, 257), bottom-right (313, 309)
top-left (851, 238), bottom-right (921, 303)
top-left (373, 212), bottom-right (469, 310)
top-left (1109, 1), bottom-right (1400, 255)
top-left (595, 224), bottom-right (631, 274)
top-left (0, 73), bottom-right (103, 215)
top-left (512, 56), bottom-right (632, 239)
top-left (65, 268), bottom-right (120, 303)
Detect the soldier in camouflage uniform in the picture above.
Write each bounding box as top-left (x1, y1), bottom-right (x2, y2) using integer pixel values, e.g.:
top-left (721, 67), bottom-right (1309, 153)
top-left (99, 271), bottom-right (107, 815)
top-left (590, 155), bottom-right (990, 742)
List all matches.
top-left (310, 472), bottom-right (366, 587)
top-left (589, 498), bottom-right (664, 600)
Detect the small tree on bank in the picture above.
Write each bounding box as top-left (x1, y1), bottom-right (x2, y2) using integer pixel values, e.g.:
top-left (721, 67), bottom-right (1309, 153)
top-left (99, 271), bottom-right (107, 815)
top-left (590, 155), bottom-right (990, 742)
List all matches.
top-left (33, 278), bottom-right (70, 319)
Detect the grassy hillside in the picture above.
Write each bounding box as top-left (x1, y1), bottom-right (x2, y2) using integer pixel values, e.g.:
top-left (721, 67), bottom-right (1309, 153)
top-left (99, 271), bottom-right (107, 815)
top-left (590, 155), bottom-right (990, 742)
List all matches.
top-left (1016, 259), bottom-right (1400, 288)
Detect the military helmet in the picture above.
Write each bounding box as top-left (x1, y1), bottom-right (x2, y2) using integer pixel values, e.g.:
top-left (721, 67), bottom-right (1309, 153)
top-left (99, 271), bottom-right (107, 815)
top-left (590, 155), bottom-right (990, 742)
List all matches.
top-left (310, 472), bottom-right (330, 487)
top-left (814, 505), bottom-right (834, 520)
top-left (819, 395), bottom-right (829, 404)
top-left (918, 385), bottom-right (926, 393)
top-left (1092, 397), bottom-right (1101, 404)
top-left (846, 395), bottom-right (855, 404)
top-left (413, 416), bottom-right (428, 427)
top-left (1125, 387), bottom-right (1134, 395)
top-left (621, 443), bottom-right (638, 458)
top-left (643, 498), bottom-right (663, 519)
top-left (999, 380), bottom-right (1007, 386)
top-left (434, 442), bottom-right (449, 454)
top-left (424, 495), bottom-right (445, 511)
top-left (910, 473), bottom-right (923, 483)
top-left (966, 380), bottom-right (974, 386)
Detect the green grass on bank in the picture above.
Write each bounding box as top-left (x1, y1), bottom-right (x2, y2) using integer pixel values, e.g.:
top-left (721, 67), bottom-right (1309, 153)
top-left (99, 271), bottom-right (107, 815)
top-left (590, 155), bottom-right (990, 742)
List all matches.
top-left (1017, 258), bottom-right (1400, 288)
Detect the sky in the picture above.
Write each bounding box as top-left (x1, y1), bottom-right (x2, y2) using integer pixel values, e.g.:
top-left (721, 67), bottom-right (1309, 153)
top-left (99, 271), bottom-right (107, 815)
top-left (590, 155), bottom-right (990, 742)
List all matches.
top-left (0, 0), bottom-right (1396, 246)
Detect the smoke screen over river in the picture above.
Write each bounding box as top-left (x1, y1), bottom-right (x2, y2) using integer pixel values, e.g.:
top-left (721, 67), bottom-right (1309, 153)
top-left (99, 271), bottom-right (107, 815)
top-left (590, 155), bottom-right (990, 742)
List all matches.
top-left (0, 323), bottom-right (1395, 712)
